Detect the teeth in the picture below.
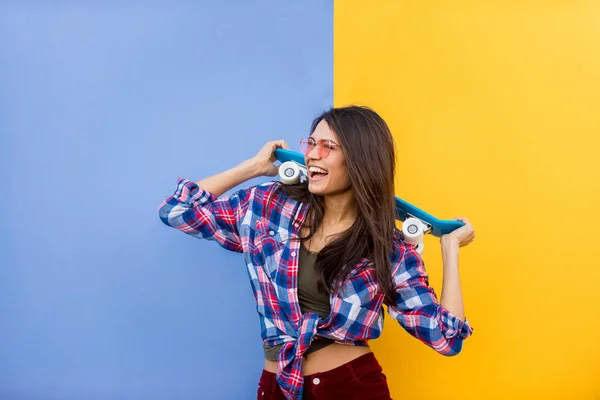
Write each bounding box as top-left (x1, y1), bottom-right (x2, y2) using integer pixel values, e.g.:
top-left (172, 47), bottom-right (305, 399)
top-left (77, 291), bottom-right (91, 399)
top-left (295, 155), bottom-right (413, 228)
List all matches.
top-left (309, 166), bottom-right (328, 174)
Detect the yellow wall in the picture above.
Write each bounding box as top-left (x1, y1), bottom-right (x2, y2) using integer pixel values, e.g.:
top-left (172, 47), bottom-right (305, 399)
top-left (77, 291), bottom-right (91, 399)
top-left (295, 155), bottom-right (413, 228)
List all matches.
top-left (335, 1), bottom-right (600, 398)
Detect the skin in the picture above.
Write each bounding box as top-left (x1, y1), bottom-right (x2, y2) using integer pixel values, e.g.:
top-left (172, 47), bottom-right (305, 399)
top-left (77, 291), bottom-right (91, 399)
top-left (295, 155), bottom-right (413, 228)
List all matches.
top-left (196, 122), bottom-right (475, 376)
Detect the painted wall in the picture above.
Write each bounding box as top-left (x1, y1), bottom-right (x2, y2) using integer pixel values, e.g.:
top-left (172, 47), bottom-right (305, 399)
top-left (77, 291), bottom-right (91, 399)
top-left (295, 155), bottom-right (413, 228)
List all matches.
top-left (4, 1), bottom-right (599, 398)
top-left (0, 2), bottom-right (332, 399)
top-left (335, 1), bottom-right (600, 398)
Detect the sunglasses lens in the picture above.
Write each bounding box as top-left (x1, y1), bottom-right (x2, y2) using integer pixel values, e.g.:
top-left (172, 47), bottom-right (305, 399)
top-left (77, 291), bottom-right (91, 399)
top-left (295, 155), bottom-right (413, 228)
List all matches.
top-left (318, 143), bottom-right (329, 158)
top-left (300, 138), bottom-right (332, 158)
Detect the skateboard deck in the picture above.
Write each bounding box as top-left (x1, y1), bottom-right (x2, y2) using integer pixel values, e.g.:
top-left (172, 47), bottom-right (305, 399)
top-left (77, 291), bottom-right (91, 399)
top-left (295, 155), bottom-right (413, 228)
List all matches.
top-left (274, 148), bottom-right (463, 237)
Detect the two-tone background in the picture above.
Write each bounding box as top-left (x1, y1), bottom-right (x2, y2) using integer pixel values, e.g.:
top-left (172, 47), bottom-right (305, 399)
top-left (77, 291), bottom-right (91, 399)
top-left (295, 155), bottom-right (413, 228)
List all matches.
top-left (1, 1), bottom-right (598, 398)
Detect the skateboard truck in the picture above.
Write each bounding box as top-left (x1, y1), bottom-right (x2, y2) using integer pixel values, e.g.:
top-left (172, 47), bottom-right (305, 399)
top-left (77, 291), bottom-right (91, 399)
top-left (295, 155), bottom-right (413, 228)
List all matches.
top-left (400, 213), bottom-right (432, 255)
top-left (401, 212), bottom-right (432, 235)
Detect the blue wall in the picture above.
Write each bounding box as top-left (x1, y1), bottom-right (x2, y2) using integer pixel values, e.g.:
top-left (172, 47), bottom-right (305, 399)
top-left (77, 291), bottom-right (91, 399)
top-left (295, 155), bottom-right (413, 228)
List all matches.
top-left (0, 2), bottom-right (332, 399)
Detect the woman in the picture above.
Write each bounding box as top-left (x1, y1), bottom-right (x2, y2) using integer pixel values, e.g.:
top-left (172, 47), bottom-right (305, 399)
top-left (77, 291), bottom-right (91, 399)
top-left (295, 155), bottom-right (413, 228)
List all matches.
top-left (158, 106), bottom-right (475, 400)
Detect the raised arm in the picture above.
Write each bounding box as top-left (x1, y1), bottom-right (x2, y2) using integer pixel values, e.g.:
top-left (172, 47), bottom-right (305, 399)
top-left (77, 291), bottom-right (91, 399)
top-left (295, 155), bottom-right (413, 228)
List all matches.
top-left (157, 140), bottom-right (289, 252)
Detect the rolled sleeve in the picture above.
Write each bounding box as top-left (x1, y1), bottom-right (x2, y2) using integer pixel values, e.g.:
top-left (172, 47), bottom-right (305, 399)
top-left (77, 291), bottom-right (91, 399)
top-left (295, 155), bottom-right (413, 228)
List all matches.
top-left (158, 178), bottom-right (251, 253)
top-left (387, 245), bottom-right (473, 356)
top-left (172, 177), bottom-right (217, 207)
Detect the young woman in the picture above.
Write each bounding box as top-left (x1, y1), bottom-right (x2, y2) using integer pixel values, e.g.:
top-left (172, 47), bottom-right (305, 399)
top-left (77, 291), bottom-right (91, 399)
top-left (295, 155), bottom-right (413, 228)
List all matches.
top-left (158, 106), bottom-right (475, 400)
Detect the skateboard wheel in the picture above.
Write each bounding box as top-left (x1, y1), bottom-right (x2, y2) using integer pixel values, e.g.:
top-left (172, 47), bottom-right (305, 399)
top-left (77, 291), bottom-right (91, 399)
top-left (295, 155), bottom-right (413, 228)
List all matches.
top-left (402, 217), bottom-right (425, 246)
top-left (279, 161), bottom-right (301, 184)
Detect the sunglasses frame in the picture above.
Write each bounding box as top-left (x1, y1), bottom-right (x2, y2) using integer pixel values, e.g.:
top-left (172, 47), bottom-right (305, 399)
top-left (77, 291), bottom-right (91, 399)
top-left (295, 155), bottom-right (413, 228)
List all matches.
top-left (300, 137), bottom-right (340, 159)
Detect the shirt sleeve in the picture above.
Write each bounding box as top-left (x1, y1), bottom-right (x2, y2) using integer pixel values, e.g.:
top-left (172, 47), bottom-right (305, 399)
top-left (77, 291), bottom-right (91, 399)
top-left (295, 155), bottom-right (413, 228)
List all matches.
top-left (386, 244), bottom-right (474, 356)
top-left (157, 177), bottom-right (254, 253)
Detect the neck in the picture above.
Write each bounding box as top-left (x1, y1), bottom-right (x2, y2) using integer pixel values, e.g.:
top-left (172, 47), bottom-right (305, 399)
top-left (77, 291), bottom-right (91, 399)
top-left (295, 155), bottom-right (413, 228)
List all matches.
top-left (322, 189), bottom-right (357, 227)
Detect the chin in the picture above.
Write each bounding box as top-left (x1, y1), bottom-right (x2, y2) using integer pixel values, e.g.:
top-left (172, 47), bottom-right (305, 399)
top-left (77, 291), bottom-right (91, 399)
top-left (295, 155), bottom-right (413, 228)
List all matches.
top-left (307, 181), bottom-right (327, 195)
top-left (310, 182), bottom-right (353, 197)
top-left (307, 186), bottom-right (325, 195)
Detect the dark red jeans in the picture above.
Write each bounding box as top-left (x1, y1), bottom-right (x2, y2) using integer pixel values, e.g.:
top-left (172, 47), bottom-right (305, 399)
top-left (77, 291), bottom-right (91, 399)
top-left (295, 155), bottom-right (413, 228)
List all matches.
top-left (257, 352), bottom-right (392, 400)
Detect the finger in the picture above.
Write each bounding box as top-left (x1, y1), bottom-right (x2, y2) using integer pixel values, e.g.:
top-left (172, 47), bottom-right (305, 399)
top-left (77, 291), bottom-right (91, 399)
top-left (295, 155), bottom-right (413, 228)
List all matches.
top-left (268, 141), bottom-right (287, 161)
top-left (273, 140), bottom-right (289, 150)
top-left (456, 217), bottom-right (472, 228)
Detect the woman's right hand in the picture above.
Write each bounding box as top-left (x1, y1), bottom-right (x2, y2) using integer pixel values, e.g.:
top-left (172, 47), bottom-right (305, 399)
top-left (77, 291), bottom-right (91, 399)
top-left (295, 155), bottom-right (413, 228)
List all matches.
top-left (250, 140), bottom-right (290, 177)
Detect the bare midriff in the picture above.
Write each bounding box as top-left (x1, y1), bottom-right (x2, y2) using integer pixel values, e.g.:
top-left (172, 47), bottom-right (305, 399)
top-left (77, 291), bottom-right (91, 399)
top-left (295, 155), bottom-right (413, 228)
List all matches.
top-left (263, 342), bottom-right (372, 375)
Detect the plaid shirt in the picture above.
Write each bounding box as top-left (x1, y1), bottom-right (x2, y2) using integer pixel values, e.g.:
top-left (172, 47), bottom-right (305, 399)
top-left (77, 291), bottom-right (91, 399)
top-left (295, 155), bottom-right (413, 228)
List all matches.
top-left (158, 178), bottom-right (473, 400)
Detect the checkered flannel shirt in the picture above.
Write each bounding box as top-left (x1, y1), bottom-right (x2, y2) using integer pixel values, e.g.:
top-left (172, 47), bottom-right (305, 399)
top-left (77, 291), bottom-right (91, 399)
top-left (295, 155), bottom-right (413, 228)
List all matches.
top-left (158, 178), bottom-right (473, 400)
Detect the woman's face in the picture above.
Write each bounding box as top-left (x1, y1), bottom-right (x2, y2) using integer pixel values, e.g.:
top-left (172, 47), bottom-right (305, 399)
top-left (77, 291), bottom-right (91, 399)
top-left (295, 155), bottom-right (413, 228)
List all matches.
top-left (304, 120), bottom-right (351, 196)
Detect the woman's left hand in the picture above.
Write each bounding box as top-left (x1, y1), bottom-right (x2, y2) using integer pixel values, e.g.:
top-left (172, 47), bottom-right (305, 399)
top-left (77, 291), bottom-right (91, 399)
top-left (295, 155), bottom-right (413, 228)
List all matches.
top-left (441, 217), bottom-right (475, 248)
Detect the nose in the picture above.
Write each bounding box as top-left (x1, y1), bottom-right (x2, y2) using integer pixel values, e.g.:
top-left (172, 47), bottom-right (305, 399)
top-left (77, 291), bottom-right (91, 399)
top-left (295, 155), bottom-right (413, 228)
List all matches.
top-left (306, 144), bottom-right (321, 160)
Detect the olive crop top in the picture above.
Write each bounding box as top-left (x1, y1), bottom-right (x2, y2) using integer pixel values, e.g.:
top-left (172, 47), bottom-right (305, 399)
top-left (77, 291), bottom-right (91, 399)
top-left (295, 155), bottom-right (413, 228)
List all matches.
top-left (263, 243), bottom-right (334, 361)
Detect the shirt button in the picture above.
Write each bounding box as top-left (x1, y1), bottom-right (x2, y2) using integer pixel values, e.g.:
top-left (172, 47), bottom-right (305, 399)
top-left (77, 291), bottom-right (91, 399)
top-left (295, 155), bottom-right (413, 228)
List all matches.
top-left (291, 251), bottom-right (296, 257)
top-left (294, 223), bottom-right (299, 227)
top-left (288, 288), bottom-right (295, 294)
top-left (313, 377), bottom-right (320, 385)
top-left (269, 230), bottom-right (275, 236)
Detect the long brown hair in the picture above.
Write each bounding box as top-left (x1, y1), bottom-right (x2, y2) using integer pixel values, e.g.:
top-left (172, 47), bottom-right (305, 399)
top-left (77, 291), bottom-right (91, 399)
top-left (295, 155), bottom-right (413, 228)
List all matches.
top-left (272, 105), bottom-right (397, 305)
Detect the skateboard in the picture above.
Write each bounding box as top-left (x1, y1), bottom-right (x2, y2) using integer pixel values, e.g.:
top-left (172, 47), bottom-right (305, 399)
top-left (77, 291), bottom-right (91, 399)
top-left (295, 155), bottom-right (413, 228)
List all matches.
top-left (274, 148), bottom-right (464, 254)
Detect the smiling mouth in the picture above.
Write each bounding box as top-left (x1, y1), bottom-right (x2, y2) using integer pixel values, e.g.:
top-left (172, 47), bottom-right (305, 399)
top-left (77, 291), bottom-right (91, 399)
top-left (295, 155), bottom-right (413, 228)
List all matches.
top-left (309, 172), bottom-right (328, 182)
top-left (308, 167), bottom-right (329, 181)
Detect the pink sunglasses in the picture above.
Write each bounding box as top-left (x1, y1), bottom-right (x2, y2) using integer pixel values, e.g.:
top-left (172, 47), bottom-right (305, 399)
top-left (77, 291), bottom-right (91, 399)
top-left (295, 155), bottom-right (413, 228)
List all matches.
top-left (300, 137), bottom-right (340, 158)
